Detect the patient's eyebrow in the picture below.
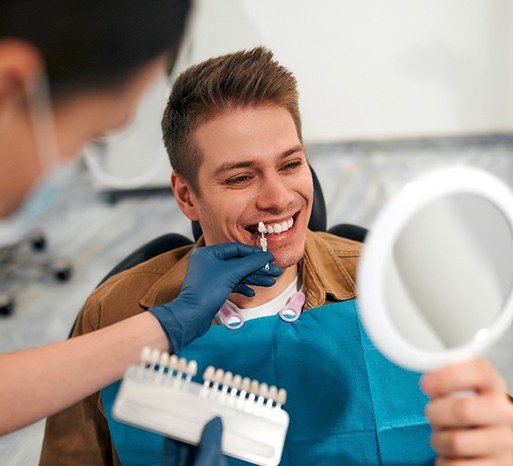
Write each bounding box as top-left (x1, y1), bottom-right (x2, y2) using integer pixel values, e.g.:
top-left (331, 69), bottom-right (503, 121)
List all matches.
top-left (280, 144), bottom-right (304, 158)
top-left (213, 144), bottom-right (305, 177)
top-left (213, 160), bottom-right (256, 177)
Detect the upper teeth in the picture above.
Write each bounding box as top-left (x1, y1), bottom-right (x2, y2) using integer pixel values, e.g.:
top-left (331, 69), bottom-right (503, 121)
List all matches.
top-left (258, 218), bottom-right (294, 235)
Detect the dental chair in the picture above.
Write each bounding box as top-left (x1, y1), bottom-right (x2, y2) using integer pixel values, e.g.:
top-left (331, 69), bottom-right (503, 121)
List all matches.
top-left (68, 167), bottom-right (367, 336)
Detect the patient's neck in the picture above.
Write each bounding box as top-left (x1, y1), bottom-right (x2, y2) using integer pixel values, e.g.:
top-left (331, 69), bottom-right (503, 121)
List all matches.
top-left (229, 263), bottom-right (298, 309)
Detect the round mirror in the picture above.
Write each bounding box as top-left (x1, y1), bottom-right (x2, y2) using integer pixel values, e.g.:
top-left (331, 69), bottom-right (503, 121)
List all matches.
top-left (357, 166), bottom-right (513, 372)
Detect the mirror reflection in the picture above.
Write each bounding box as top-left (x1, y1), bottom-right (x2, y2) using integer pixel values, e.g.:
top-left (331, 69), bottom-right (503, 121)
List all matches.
top-left (385, 193), bottom-right (513, 351)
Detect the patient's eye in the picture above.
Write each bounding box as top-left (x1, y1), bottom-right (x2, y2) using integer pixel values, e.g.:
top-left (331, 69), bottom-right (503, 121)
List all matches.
top-left (226, 175), bottom-right (252, 185)
top-left (281, 160), bottom-right (302, 172)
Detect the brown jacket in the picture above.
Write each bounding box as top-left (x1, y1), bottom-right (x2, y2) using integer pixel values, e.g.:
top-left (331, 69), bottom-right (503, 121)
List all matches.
top-left (39, 230), bottom-right (361, 466)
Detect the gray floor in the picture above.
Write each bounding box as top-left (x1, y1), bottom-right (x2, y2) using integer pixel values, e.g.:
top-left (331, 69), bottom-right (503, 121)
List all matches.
top-left (2, 135), bottom-right (513, 465)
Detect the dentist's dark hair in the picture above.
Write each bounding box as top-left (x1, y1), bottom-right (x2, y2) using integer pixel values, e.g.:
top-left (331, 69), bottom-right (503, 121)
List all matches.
top-left (162, 47), bottom-right (302, 194)
top-left (0, 0), bottom-right (191, 99)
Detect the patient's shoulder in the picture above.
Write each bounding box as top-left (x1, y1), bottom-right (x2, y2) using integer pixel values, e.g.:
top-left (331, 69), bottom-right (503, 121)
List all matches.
top-left (74, 244), bottom-right (193, 334)
top-left (96, 242), bottom-right (191, 293)
top-left (309, 230), bottom-right (362, 257)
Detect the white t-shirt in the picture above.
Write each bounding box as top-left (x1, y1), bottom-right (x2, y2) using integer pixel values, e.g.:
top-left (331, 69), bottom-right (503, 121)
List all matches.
top-left (219, 274), bottom-right (302, 323)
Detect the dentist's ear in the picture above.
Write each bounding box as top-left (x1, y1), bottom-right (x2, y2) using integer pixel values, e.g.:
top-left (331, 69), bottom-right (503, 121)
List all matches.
top-left (171, 170), bottom-right (201, 221)
top-left (0, 40), bottom-right (43, 108)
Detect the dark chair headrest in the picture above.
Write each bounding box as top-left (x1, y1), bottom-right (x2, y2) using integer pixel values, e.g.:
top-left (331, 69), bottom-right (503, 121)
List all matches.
top-left (192, 165), bottom-right (327, 241)
top-left (308, 166), bottom-right (327, 232)
top-left (327, 223), bottom-right (368, 243)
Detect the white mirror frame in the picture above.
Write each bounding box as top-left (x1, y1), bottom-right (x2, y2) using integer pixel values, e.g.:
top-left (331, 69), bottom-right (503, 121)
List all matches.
top-left (357, 166), bottom-right (513, 372)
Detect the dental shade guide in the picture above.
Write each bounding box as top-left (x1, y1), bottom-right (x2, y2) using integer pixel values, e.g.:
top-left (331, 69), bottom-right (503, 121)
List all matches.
top-left (113, 347), bottom-right (289, 466)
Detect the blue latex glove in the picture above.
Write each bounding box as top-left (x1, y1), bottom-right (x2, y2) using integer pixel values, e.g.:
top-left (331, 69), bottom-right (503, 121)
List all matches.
top-left (162, 417), bottom-right (225, 466)
top-left (149, 242), bottom-right (281, 354)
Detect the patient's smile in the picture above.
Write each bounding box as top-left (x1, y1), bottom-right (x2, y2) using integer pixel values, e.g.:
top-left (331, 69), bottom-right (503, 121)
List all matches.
top-left (257, 217), bottom-right (294, 235)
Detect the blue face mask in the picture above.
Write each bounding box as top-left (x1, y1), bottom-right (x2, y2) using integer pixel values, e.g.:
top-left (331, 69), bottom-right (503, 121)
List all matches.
top-left (26, 72), bottom-right (62, 181)
top-left (0, 70), bottom-right (63, 219)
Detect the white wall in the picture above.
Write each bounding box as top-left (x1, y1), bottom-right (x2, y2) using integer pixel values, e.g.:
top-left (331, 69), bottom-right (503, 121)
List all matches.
top-left (179, 0), bottom-right (513, 142)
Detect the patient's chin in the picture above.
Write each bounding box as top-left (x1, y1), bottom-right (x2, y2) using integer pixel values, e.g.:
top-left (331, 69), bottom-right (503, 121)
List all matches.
top-left (272, 249), bottom-right (304, 270)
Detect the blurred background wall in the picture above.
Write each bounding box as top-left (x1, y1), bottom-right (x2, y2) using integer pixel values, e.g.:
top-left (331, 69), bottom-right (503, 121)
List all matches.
top-left (84, 0), bottom-right (513, 193)
top-left (185, 0), bottom-right (513, 141)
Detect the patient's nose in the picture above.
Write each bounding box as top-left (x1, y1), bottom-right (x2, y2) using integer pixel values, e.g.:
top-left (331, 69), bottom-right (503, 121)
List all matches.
top-left (256, 174), bottom-right (294, 211)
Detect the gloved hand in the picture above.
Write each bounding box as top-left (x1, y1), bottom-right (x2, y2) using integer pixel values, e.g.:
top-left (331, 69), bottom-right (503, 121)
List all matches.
top-left (149, 242), bottom-right (281, 354)
top-left (162, 416), bottom-right (225, 466)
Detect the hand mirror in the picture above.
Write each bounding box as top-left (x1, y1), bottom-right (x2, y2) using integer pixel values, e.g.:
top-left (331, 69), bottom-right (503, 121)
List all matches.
top-left (357, 166), bottom-right (513, 372)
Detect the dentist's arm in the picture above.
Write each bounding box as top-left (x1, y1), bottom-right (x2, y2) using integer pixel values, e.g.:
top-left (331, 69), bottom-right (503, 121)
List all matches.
top-left (0, 312), bottom-right (167, 436)
top-left (0, 243), bottom-right (281, 435)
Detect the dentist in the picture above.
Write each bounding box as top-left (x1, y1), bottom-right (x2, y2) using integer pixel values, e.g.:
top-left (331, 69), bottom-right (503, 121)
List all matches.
top-left (0, 0), bottom-right (280, 446)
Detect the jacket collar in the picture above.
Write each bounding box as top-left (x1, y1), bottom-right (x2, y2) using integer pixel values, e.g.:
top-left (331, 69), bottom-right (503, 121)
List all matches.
top-left (139, 236), bottom-right (205, 309)
top-left (301, 230), bottom-right (357, 308)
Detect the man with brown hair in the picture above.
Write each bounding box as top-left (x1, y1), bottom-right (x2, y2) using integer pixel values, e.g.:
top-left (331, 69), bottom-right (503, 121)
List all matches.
top-left (40, 47), bottom-right (513, 465)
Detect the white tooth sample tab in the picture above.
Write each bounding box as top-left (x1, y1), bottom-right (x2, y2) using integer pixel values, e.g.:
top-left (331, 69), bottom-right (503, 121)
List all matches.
top-left (260, 234), bottom-right (267, 251)
top-left (258, 222), bottom-right (270, 270)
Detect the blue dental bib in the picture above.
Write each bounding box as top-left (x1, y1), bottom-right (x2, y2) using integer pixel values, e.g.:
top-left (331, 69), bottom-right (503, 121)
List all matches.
top-left (102, 300), bottom-right (435, 465)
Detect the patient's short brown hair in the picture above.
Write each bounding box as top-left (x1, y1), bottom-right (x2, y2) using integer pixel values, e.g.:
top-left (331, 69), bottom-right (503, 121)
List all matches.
top-left (162, 46), bottom-right (302, 193)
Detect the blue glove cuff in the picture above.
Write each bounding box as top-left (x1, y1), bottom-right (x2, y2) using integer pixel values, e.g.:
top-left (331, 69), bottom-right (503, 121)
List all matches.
top-left (148, 303), bottom-right (185, 355)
